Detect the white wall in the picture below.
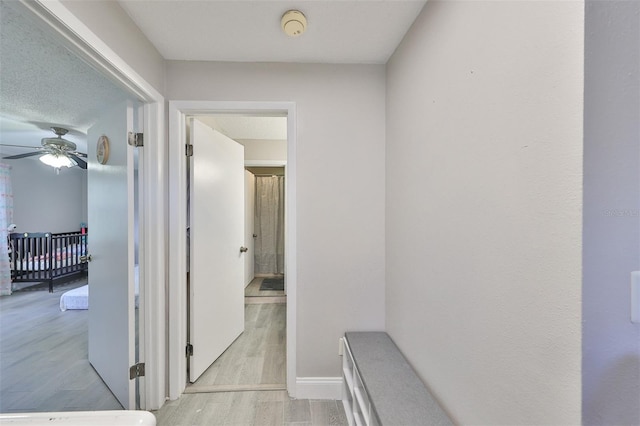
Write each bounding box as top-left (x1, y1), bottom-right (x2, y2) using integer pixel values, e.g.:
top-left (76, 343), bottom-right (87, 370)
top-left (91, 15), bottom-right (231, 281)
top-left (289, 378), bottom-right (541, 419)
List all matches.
top-left (237, 139), bottom-right (287, 162)
top-left (167, 61), bottom-right (386, 377)
top-left (385, 2), bottom-right (583, 424)
top-left (9, 160), bottom-right (87, 233)
top-left (583, 1), bottom-right (640, 424)
top-left (244, 169), bottom-right (255, 287)
top-left (60, 0), bottom-right (165, 95)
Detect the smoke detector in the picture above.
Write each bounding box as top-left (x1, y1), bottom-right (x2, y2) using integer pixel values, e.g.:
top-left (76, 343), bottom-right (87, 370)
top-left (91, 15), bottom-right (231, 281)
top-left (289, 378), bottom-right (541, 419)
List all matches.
top-left (281, 10), bottom-right (307, 37)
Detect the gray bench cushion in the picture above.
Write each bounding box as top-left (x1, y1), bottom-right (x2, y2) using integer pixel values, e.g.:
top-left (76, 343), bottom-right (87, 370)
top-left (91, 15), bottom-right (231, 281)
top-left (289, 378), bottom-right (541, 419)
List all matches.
top-left (345, 332), bottom-right (452, 426)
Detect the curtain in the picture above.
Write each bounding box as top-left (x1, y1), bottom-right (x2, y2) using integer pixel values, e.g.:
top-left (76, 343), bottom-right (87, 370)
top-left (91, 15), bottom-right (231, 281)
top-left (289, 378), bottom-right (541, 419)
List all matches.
top-left (0, 164), bottom-right (14, 296)
top-left (254, 176), bottom-right (285, 275)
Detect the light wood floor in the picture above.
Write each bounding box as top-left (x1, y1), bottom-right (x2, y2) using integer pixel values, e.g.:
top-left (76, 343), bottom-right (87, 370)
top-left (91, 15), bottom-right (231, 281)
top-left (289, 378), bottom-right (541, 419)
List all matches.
top-left (188, 302), bottom-right (286, 392)
top-left (153, 391), bottom-right (347, 426)
top-left (0, 278), bottom-right (121, 413)
top-left (1, 277), bottom-right (347, 424)
top-left (154, 277), bottom-right (348, 425)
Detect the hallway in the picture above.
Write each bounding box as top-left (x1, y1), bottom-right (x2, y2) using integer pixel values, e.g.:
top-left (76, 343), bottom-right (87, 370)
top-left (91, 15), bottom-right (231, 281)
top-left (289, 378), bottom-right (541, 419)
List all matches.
top-left (188, 302), bottom-right (286, 392)
top-left (154, 278), bottom-right (347, 425)
top-left (153, 390), bottom-right (347, 425)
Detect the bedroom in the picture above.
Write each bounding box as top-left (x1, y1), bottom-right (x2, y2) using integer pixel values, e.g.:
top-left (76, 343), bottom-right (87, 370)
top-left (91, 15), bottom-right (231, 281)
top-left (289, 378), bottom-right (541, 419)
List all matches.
top-left (5, 149), bottom-right (88, 293)
top-left (0, 131), bottom-right (130, 411)
top-left (0, 0), bottom-right (143, 412)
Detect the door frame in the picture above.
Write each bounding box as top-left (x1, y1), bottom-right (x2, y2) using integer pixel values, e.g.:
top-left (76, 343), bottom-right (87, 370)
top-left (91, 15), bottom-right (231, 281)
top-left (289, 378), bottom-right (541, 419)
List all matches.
top-left (168, 101), bottom-right (297, 399)
top-left (23, 0), bottom-right (167, 410)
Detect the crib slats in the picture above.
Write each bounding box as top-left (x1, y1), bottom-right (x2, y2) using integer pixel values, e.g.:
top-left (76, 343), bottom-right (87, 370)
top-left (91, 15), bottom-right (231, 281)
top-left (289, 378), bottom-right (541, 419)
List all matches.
top-left (9, 231), bottom-right (89, 292)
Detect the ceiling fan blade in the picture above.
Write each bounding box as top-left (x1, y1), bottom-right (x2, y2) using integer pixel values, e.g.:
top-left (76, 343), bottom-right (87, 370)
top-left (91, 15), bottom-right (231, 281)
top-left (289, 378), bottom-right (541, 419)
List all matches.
top-left (2, 151), bottom-right (42, 159)
top-left (71, 151), bottom-right (87, 158)
top-left (69, 154), bottom-right (87, 169)
top-left (0, 143), bottom-right (42, 149)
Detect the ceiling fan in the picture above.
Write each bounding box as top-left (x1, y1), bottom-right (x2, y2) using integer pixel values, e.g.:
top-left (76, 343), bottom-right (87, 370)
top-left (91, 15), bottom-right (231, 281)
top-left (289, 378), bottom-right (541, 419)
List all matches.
top-left (1, 126), bottom-right (87, 170)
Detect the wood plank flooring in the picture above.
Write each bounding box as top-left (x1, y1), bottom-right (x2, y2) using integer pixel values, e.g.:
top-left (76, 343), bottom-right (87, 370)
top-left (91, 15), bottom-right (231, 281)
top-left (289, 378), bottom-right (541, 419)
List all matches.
top-left (153, 391), bottom-right (348, 426)
top-left (1, 276), bottom-right (347, 425)
top-left (188, 302), bottom-right (286, 391)
top-left (0, 278), bottom-right (122, 412)
top-left (153, 277), bottom-right (347, 425)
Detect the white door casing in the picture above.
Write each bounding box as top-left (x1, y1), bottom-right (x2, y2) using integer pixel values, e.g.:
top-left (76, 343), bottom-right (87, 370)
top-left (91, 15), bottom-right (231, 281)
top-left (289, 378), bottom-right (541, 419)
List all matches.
top-left (168, 101), bottom-right (296, 400)
top-left (188, 118), bottom-right (246, 382)
top-left (87, 100), bottom-right (138, 409)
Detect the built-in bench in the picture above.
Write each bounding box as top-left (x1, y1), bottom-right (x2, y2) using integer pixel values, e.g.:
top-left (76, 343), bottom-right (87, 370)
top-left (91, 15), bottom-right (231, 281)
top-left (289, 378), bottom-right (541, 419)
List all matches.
top-left (342, 332), bottom-right (453, 426)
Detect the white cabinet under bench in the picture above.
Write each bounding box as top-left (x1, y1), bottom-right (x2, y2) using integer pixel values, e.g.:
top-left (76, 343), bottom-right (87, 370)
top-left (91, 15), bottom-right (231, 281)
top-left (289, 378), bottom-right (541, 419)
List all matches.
top-left (342, 332), bottom-right (452, 426)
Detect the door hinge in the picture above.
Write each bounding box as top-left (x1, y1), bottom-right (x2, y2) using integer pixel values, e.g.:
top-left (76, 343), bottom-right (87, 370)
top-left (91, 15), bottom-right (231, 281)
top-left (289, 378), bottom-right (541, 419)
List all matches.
top-left (129, 362), bottom-right (145, 379)
top-left (186, 343), bottom-right (194, 357)
top-left (128, 132), bottom-right (144, 147)
top-left (186, 144), bottom-right (193, 157)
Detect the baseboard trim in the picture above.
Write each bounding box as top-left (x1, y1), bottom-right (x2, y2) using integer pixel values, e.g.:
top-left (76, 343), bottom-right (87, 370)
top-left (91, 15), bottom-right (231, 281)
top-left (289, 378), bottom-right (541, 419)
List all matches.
top-left (185, 383), bottom-right (285, 394)
top-left (295, 377), bottom-right (343, 400)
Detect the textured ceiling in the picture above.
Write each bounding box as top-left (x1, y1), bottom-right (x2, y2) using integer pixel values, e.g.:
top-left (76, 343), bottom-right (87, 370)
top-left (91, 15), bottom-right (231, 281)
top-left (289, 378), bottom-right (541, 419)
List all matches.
top-left (117, 0), bottom-right (427, 64)
top-left (0, 0), bottom-right (426, 161)
top-left (0, 1), bottom-right (131, 157)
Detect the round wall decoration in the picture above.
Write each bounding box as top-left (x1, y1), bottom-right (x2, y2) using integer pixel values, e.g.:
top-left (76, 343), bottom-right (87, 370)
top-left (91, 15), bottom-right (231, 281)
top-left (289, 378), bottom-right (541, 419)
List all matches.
top-left (96, 135), bottom-right (110, 165)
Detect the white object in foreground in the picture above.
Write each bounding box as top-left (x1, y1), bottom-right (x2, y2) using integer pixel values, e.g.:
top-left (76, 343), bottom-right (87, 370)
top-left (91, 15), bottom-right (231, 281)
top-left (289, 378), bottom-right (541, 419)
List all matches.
top-left (0, 411), bottom-right (155, 425)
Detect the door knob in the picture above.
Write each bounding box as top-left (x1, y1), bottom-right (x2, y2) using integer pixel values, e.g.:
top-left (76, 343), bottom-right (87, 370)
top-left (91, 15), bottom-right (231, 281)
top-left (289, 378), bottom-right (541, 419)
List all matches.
top-left (240, 246), bottom-right (249, 253)
top-left (80, 254), bottom-right (92, 262)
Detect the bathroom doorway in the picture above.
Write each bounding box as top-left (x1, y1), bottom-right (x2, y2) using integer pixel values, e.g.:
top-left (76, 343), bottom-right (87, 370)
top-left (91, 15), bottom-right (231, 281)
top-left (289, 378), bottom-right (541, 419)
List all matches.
top-left (245, 166), bottom-right (285, 297)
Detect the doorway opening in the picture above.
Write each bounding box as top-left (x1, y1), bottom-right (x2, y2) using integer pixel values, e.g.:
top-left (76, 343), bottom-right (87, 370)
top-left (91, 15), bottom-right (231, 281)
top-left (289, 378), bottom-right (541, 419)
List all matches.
top-left (250, 168), bottom-right (286, 275)
top-left (7, 0), bottom-right (167, 413)
top-left (0, 0), bottom-right (160, 412)
top-left (168, 101), bottom-right (297, 400)
top-left (184, 114), bottom-right (288, 392)
top-left (245, 166), bottom-right (286, 299)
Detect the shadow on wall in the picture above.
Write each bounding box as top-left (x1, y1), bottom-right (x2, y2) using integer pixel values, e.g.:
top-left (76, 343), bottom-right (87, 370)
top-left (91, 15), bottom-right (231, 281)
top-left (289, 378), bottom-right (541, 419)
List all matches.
top-left (583, 354), bottom-right (640, 425)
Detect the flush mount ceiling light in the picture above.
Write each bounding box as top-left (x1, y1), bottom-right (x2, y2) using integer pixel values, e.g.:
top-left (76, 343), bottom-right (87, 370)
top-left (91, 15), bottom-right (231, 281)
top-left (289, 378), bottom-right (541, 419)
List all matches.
top-left (281, 10), bottom-right (307, 37)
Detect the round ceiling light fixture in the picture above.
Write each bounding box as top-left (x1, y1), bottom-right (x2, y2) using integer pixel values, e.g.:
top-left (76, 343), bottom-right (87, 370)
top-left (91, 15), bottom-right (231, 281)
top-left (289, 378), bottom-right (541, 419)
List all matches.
top-left (281, 10), bottom-right (307, 37)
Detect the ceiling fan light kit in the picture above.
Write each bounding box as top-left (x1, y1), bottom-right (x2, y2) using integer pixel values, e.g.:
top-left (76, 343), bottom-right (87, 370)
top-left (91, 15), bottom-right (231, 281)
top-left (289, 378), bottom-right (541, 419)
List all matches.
top-left (281, 10), bottom-right (307, 37)
top-left (1, 126), bottom-right (87, 171)
top-left (39, 152), bottom-right (74, 169)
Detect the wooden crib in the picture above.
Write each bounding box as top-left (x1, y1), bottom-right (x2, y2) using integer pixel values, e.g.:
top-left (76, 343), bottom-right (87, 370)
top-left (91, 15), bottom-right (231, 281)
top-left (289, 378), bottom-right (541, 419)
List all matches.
top-left (9, 230), bottom-right (88, 293)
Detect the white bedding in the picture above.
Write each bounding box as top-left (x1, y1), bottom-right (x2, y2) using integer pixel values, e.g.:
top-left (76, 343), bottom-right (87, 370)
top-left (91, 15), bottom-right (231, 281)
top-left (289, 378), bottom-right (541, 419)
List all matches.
top-left (59, 266), bottom-right (140, 311)
top-left (59, 285), bottom-right (89, 311)
top-left (15, 258), bottom-right (84, 272)
top-left (12, 244), bottom-right (86, 272)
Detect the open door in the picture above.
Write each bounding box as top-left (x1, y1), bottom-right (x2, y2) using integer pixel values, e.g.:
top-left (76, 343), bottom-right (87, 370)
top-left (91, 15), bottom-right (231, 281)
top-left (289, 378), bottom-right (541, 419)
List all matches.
top-left (188, 118), bottom-right (245, 382)
top-left (87, 100), bottom-right (139, 409)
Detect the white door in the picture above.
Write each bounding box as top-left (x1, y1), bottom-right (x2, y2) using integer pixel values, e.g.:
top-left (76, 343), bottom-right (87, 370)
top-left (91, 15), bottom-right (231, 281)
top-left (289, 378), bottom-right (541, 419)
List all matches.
top-left (189, 118), bottom-right (245, 382)
top-left (87, 100), bottom-right (138, 409)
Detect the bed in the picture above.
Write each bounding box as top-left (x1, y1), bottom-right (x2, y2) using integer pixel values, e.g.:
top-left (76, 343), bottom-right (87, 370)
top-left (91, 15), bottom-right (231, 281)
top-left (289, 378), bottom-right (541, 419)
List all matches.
top-left (59, 285), bottom-right (89, 310)
top-left (60, 266), bottom-right (140, 311)
top-left (9, 230), bottom-right (88, 293)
